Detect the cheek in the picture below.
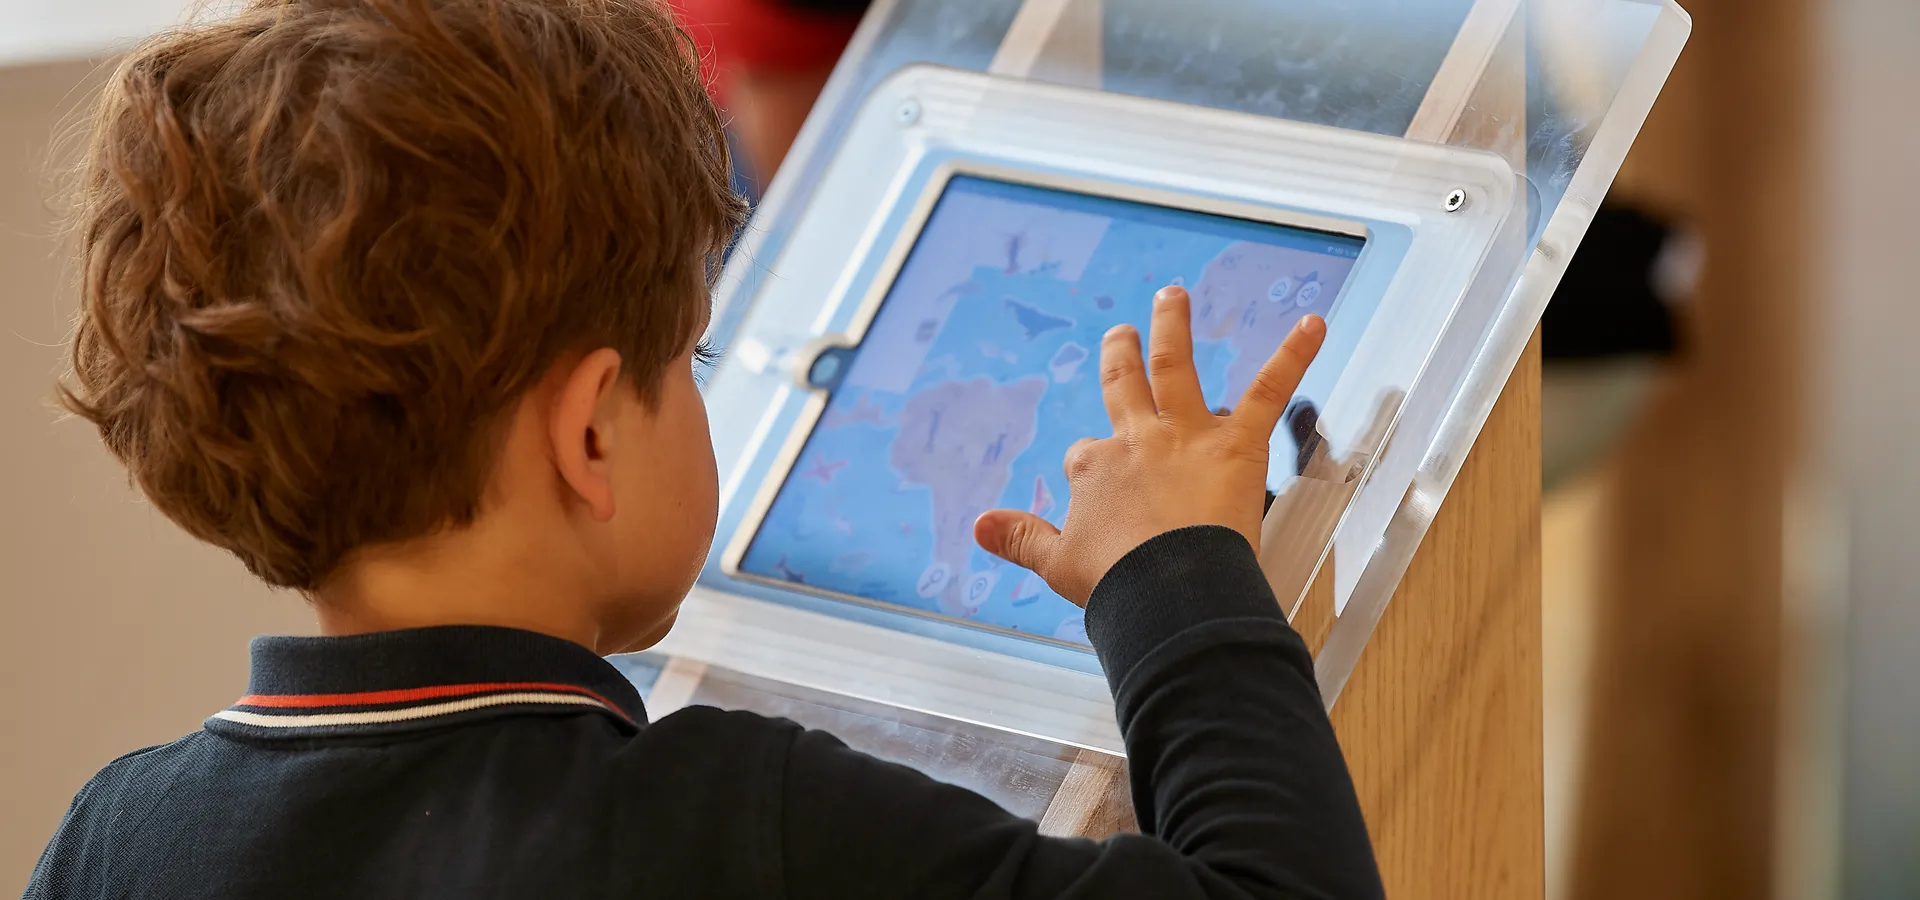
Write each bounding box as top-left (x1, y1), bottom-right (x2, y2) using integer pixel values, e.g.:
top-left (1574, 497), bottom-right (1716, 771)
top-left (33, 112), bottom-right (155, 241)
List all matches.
top-left (685, 384), bottom-right (719, 506)
top-left (670, 382), bottom-right (721, 590)
top-left (610, 374), bottom-right (720, 598)
top-left (662, 375), bottom-right (719, 533)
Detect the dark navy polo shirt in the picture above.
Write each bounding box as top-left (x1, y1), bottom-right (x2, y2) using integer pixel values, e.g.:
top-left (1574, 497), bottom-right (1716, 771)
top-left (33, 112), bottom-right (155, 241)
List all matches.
top-left (24, 527), bottom-right (1382, 899)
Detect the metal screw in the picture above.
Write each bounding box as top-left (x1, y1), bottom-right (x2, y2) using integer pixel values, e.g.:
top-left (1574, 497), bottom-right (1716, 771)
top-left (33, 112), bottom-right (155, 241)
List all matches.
top-left (895, 99), bottom-right (922, 126)
top-left (1442, 188), bottom-right (1468, 213)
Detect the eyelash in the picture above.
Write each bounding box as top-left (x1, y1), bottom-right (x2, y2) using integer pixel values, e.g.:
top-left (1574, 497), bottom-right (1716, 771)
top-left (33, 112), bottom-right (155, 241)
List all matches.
top-left (693, 339), bottom-right (722, 386)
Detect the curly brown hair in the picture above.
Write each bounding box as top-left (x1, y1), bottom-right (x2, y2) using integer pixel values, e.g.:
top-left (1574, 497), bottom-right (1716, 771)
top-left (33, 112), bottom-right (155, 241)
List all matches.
top-left (60, 0), bottom-right (747, 590)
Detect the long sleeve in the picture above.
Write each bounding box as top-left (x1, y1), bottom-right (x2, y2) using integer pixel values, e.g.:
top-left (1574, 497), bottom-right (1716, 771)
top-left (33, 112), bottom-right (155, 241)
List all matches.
top-left (778, 525), bottom-right (1383, 900)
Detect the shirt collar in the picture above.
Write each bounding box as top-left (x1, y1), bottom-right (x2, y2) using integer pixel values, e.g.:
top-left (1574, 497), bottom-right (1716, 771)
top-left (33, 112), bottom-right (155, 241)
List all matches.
top-left (205, 625), bottom-right (647, 740)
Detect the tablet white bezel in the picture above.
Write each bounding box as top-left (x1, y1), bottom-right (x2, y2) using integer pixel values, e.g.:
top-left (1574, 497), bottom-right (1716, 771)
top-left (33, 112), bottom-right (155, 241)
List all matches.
top-left (717, 160), bottom-right (1372, 648)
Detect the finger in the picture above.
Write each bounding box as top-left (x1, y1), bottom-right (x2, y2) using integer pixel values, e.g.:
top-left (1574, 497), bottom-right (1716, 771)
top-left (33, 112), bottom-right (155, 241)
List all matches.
top-left (974, 509), bottom-right (1062, 574)
top-left (1145, 287), bottom-right (1209, 424)
top-left (1098, 324), bottom-right (1155, 431)
top-left (1230, 314), bottom-right (1327, 444)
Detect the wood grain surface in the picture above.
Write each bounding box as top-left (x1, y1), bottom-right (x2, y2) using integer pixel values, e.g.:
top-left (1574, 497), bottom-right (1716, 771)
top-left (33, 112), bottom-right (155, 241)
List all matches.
top-left (1331, 337), bottom-right (1544, 899)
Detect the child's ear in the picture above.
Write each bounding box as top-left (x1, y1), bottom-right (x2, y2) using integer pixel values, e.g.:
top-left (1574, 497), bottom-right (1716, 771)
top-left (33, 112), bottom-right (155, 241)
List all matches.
top-left (548, 348), bottom-right (626, 522)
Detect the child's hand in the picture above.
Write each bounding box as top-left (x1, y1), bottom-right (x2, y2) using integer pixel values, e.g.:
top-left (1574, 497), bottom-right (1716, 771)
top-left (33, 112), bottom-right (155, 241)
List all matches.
top-left (974, 286), bottom-right (1327, 607)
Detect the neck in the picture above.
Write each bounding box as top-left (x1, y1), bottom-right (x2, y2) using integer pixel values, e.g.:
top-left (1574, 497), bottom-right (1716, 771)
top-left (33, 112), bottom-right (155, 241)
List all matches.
top-left (312, 517), bottom-right (606, 653)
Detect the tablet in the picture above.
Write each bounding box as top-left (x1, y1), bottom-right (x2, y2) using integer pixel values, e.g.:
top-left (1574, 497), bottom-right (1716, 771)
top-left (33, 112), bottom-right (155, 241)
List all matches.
top-left (723, 173), bottom-right (1366, 647)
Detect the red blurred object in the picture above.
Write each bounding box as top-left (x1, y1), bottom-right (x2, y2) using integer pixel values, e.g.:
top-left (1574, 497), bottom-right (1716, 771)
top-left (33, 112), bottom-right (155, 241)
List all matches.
top-left (675, 0), bottom-right (863, 105)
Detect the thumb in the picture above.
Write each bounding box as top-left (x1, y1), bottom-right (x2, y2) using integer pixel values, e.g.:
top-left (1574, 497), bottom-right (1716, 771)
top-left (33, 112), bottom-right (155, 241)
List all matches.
top-left (974, 509), bottom-right (1062, 574)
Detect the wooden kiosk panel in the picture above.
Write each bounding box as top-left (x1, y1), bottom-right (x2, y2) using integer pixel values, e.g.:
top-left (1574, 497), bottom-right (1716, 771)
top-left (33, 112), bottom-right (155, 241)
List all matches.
top-left (1333, 338), bottom-right (1543, 899)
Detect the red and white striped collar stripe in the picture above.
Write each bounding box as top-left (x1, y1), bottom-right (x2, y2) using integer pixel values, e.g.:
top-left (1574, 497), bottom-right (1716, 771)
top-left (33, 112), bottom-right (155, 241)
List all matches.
top-left (205, 627), bottom-right (647, 738)
top-left (212, 681), bottom-right (635, 731)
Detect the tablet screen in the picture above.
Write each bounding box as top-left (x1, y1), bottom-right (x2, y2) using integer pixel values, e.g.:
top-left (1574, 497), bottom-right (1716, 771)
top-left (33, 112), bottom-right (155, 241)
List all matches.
top-left (733, 175), bottom-right (1364, 645)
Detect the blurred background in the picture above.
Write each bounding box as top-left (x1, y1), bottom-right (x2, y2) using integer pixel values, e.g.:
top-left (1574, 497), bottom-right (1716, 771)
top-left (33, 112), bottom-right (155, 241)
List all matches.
top-left (0, 0), bottom-right (1913, 896)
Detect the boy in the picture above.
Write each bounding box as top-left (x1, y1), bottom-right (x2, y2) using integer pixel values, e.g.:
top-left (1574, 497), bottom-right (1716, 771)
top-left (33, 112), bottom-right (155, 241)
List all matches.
top-left (28, 0), bottom-right (1383, 897)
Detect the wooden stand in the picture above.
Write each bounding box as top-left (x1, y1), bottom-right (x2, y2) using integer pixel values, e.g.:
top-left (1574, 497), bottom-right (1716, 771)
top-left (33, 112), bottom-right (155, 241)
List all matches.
top-left (1332, 337), bottom-right (1544, 898)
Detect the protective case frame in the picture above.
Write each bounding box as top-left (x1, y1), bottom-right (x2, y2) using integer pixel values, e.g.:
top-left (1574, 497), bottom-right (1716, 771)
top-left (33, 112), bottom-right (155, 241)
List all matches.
top-left (716, 158), bottom-right (1376, 650)
top-left (666, 66), bottom-right (1521, 752)
top-left (647, 0), bottom-right (1694, 756)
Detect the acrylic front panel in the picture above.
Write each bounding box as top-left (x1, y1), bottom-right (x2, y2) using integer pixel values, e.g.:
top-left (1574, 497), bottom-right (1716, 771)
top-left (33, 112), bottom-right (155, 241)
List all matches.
top-left (666, 0), bottom-right (1689, 744)
top-left (670, 64), bottom-right (1517, 749)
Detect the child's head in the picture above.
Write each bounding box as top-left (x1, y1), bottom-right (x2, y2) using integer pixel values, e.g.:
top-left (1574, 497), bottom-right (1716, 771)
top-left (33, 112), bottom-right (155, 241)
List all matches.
top-left (61, 0), bottom-right (747, 651)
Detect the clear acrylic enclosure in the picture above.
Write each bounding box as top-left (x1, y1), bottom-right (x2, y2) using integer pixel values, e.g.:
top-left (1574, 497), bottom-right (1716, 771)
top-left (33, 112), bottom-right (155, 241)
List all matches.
top-left (658, 0), bottom-right (1691, 752)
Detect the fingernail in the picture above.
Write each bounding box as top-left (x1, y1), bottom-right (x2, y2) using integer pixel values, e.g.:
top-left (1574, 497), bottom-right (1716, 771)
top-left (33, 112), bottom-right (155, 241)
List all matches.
top-left (1106, 323), bottom-right (1137, 340)
top-left (1297, 314), bottom-right (1326, 337)
top-left (1156, 286), bottom-right (1188, 304)
top-left (972, 511), bottom-right (1004, 547)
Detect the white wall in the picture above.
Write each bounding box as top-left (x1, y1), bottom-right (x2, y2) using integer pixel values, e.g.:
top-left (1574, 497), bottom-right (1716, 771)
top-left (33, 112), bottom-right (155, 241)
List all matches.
top-left (0, 58), bottom-right (315, 893)
top-left (0, 0), bottom-right (197, 66)
top-left (1818, 0), bottom-right (1920, 894)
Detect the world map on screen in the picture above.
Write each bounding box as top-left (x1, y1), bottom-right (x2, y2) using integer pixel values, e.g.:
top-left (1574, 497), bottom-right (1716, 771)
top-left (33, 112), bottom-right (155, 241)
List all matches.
top-left (738, 176), bottom-right (1364, 645)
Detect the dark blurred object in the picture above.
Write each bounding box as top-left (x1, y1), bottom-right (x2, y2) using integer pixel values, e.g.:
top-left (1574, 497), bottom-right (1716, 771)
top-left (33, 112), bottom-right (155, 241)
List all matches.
top-left (1539, 202), bottom-right (1699, 490)
top-left (1285, 400), bottom-right (1325, 477)
top-left (1542, 203), bottom-right (1691, 361)
top-left (1262, 401), bottom-right (1324, 515)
